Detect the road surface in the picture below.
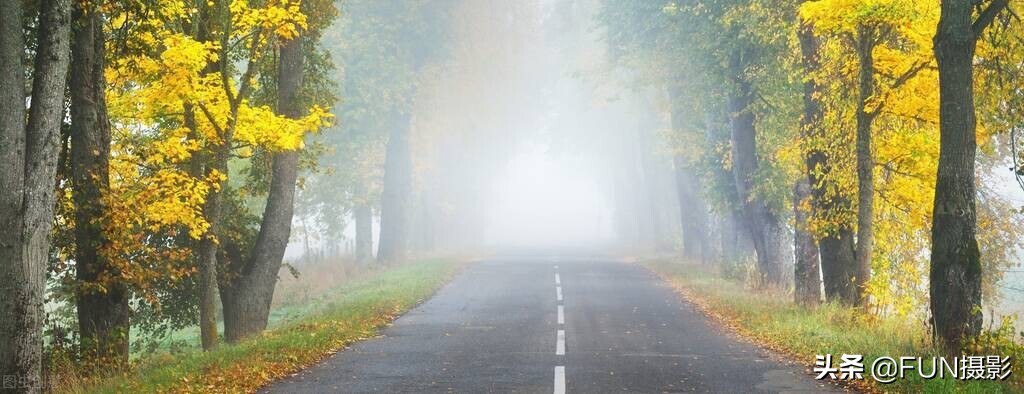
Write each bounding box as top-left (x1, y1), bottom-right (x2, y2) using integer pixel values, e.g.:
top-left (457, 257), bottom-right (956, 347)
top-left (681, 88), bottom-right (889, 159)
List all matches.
top-left (262, 257), bottom-right (840, 393)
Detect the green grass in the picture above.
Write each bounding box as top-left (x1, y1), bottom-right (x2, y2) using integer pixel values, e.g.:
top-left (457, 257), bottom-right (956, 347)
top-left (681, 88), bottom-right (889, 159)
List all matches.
top-left (641, 259), bottom-right (1019, 393)
top-left (65, 258), bottom-right (465, 393)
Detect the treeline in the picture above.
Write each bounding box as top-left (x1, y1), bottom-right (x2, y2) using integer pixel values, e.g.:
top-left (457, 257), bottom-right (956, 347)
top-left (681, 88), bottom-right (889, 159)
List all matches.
top-left (3, 0), bottom-right (530, 387)
top-left (0, 0), bottom-right (354, 390)
top-left (597, 0), bottom-right (1024, 351)
top-left (302, 0), bottom-right (461, 266)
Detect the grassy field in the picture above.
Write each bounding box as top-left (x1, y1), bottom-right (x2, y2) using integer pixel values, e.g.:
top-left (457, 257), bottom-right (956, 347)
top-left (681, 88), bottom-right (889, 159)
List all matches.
top-left (641, 259), bottom-right (1021, 393)
top-left (60, 258), bottom-right (466, 393)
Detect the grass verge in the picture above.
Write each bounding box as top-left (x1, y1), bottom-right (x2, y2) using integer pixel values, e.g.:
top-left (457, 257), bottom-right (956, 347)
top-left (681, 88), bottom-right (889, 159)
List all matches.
top-left (640, 258), bottom-right (1020, 393)
top-left (74, 258), bottom-right (465, 393)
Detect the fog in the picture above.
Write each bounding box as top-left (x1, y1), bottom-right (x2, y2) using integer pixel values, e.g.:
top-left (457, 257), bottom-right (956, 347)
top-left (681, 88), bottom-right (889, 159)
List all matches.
top-left (483, 142), bottom-right (614, 248)
top-left (285, 0), bottom-right (685, 261)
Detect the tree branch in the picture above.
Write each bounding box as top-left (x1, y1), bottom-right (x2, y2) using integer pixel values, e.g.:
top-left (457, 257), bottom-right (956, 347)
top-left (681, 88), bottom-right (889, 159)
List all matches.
top-left (195, 101), bottom-right (225, 137)
top-left (973, 0), bottom-right (1010, 35)
top-left (888, 60), bottom-right (930, 91)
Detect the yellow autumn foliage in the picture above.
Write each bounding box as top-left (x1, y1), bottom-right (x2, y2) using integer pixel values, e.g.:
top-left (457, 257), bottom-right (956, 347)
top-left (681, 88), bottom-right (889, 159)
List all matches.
top-left (94, 0), bottom-right (330, 303)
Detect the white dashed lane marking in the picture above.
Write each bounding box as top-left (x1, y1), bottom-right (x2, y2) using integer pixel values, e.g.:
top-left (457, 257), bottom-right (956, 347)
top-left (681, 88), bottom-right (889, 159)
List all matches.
top-left (554, 264), bottom-right (565, 394)
top-left (554, 366), bottom-right (566, 394)
top-left (556, 329), bottom-right (565, 355)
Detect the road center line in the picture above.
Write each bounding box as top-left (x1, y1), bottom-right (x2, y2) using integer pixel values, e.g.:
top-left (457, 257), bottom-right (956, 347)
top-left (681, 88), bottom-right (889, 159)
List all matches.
top-left (554, 366), bottom-right (565, 394)
top-left (556, 329), bottom-right (565, 355)
top-left (554, 265), bottom-right (566, 394)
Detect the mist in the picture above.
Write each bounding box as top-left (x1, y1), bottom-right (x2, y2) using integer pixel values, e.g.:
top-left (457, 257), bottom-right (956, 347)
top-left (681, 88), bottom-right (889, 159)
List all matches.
top-left (19, 0), bottom-right (1024, 389)
top-left (295, 0), bottom-right (683, 260)
top-left (483, 142), bottom-right (614, 249)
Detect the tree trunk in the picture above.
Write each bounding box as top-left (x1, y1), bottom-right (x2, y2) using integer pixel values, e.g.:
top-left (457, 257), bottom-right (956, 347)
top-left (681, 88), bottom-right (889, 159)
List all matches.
top-left (673, 156), bottom-right (709, 263)
top-left (181, 5), bottom-right (222, 351)
top-left (702, 106), bottom-right (750, 264)
top-left (377, 111), bottom-right (413, 264)
top-left (219, 152), bottom-right (298, 342)
top-left (416, 192), bottom-right (434, 253)
top-left (195, 130), bottom-right (230, 351)
top-left (355, 203), bottom-right (373, 264)
top-left (640, 128), bottom-right (672, 252)
top-left (667, 87), bottom-right (711, 262)
top-left (0, 0), bottom-right (71, 388)
top-left (626, 135), bottom-right (654, 249)
top-left (726, 51), bottom-right (784, 286)
top-left (196, 174), bottom-right (223, 350)
top-left (70, 2), bottom-right (129, 364)
top-left (793, 180), bottom-right (822, 307)
top-left (720, 211), bottom-right (736, 262)
top-left (220, 32), bottom-right (304, 343)
top-left (798, 19), bottom-right (858, 304)
top-left (854, 28), bottom-right (877, 305)
top-left (930, 0), bottom-right (1007, 351)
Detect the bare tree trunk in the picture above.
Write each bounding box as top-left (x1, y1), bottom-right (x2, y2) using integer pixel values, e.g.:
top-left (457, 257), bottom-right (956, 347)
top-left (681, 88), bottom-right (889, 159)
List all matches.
top-left (793, 180), bottom-right (822, 307)
top-left (0, 0), bottom-right (71, 388)
top-left (355, 204), bottom-right (373, 264)
top-left (930, 0), bottom-right (1007, 351)
top-left (854, 28), bottom-right (878, 305)
top-left (220, 32), bottom-right (304, 343)
top-left (377, 111), bottom-right (413, 264)
top-left (726, 51), bottom-right (784, 286)
top-left (798, 20), bottom-right (857, 304)
top-left (70, 1), bottom-right (129, 363)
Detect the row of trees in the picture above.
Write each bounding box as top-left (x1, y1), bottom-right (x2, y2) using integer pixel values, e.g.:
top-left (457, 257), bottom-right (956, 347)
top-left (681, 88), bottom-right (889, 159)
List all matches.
top-left (0, 0), bottom-right (472, 386)
top-left (307, 0), bottom-right (459, 265)
top-left (0, 0), bottom-right (393, 389)
top-left (2, 0), bottom-right (539, 385)
top-left (598, 0), bottom-right (1024, 350)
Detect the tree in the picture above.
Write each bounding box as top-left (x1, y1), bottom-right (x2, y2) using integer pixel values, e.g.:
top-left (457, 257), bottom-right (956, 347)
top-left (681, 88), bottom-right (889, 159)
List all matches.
top-left (802, 0), bottom-right (936, 306)
top-left (929, 0), bottom-right (1008, 351)
top-left (668, 87), bottom-right (712, 262)
top-left (101, 0), bottom-right (327, 349)
top-left (180, 0), bottom-right (321, 349)
top-left (794, 19), bottom-right (833, 306)
top-left (378, 110), bottom-right (413, 263)
top-left (0, 0), bottom-right (72, 388)
top-left (678, 0), bottom-right (794, 286)
top-left (726, 49), bottom-right (787, 286)
top-left (366, 0), bottom-right (455, 264)
top-left (218, 20), bottom-right (309, 342)
top-left (70, 0), bottom-right (129, 364)
top-left (796, 18), bottom-right (857, 304)
top-left (674, 155), bottom-right (711, 262)
top-left (596, 0), bottom-right (793, 283)
top-left (354, 203), bottom-right (374, 263)
top-left (793, 179), bottom-right (822, 306)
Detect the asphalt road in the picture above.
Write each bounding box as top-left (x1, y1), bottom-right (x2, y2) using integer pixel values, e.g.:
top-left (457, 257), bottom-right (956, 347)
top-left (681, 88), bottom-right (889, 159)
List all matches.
top-left (262, 258), bottom-right (840, 393)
